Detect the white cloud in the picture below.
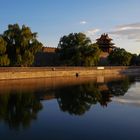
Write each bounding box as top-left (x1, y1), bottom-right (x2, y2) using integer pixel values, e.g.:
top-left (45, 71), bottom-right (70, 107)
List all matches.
top-left (108, 23), bottom-right (140, 42)
top-left (85, 28), bottom-right (100, 37)
top-left (80, 21), bottom-right (87, 25)
top-left (116, 23), bottom-right (140, 30)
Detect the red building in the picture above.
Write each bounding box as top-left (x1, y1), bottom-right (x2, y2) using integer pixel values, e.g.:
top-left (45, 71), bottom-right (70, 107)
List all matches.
top-left (96, 34), bottom-right (116, 65)
top-left (96, 34), bottom-right (116, 53)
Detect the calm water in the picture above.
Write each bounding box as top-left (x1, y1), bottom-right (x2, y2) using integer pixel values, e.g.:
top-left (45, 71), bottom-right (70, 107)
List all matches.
top-left (0, 75), bottom-right (140, 140)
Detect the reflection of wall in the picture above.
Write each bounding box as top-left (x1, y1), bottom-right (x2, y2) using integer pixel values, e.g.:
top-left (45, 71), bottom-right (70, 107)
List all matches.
top-left (0, 75), bottom-right (126, 94)
top-left (0, 75), bottom-right (134, 118)
top-left (97, 76), bottom-right (105, 83)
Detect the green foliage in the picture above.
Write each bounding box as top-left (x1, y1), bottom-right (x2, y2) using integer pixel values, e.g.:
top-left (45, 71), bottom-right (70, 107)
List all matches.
top-left (3, 24), bottom-right (42, 66)
top-left (130, 54), bottom-right (138, 65)
top-left (58, 33), bottom-right (100, 66)
top-left (0, 37), bottom-right (10, 66)
top-left (0, 55), bottom-right (10, 66)
top-left (22, 50), bottom-right (34, 66)
top-left (0, 36), bottom-right (7, 54)
top-left (108, 48), bottom-right (132, 66)
top-left (82, 44), bottom-right (101, 66)
top-left (130, 54), bottom-right (140, 65)
top-left (138, 54), bottom-right (140, 65)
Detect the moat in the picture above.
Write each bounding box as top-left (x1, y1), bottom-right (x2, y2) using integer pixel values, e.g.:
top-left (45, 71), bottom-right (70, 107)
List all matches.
top-left (0, 75), bottom-right (140, 140)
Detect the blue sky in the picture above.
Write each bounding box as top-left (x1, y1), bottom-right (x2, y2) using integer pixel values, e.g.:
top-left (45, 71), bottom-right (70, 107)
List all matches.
top-left (0, 0), bottom-right (140, 53)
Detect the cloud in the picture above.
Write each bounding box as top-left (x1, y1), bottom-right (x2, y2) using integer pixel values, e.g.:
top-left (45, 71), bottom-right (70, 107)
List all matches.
top-left (80, 21), bottom-right (87, 25)
top-left (85, 28), bottom-right (100, 37)
top-left (108, 23), bottom-right (140, 42)
top-left (116, 23), bottom-right (140, 30)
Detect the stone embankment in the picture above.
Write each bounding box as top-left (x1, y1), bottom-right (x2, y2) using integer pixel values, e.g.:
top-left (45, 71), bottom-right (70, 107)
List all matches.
top-left (0, 66), bottom-right (139, 80)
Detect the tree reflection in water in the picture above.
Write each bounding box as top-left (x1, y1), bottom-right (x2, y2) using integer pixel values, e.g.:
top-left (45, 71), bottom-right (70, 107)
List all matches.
top-left (0, 91), bottom-right (42, 130)
top-left (55, 83), bottom-right (101, 115)
top-left (0, 76), bottom-right (136, 129)
top-left (55, 76), bottom-right (135, 115)
top-left (107, 77), bottom-right (135, 96)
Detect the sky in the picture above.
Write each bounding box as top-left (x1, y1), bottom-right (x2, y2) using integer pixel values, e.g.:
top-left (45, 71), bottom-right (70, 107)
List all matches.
top-left (0, 0), bottom-right (140, 54)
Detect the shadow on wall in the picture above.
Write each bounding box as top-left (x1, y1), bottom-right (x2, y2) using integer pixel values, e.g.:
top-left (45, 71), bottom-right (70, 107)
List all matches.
top-left (34, 52), bottom-right (60, 66)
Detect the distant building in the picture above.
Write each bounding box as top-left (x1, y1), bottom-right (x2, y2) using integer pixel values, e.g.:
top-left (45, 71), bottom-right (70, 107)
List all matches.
top-left (96, 34), bottom-right (116, 65)
top-left (96, 33), bottom-right (116, 53)
top-left (34, 34), bottom-right (117, 66)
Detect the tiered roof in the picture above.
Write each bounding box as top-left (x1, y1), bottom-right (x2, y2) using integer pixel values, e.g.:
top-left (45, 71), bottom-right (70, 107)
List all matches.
top-left (96, 33), bottom-right (116, 49)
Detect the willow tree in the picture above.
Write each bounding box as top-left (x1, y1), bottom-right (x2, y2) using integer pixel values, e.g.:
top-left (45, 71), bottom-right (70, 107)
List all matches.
top-left (0, 36), bottom-right (10, 66)
top-left (58, 33), bottom-right (100, 66)
top-left (3, 24), bottom-right (42, 66)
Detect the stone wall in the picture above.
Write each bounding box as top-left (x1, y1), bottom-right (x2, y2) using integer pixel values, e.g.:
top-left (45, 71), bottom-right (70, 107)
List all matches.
top-left (34, 47), bottom-right (60, 66)
top-left (35, 47), bottom-right (114, 66)
top-left (99, 52), bottom-right (109, 65)
top-left (42, 47), bottom-right (57, 53)
top-left (35, 47), bottom-right (111, 66)
top-left (0, 66), bottom-right (139, 80)
top-left (34, 52), bottom-right (60, 66)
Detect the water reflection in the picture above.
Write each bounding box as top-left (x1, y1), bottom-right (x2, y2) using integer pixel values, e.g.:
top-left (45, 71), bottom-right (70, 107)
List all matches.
top-left (55, 83), bottom-right (101, 115)
top-left (0, 75), bottom-right (136, 129)
top-left (107, 77), bottom-right (134, 96)
top-left (55, 77), bottom-right (135, 115)
top-left (0, 91), bottom-right (42, 130)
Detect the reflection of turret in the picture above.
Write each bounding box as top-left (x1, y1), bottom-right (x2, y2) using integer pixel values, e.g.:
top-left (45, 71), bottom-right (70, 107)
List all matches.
top-left (99, 92), bottom-right (113, 107)
top-left (0, 75), bottom-right (135, 129)
top-left (54, 78), bottom-right (133, 115)
top-left (0, 75), bottom-right (135, 119)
